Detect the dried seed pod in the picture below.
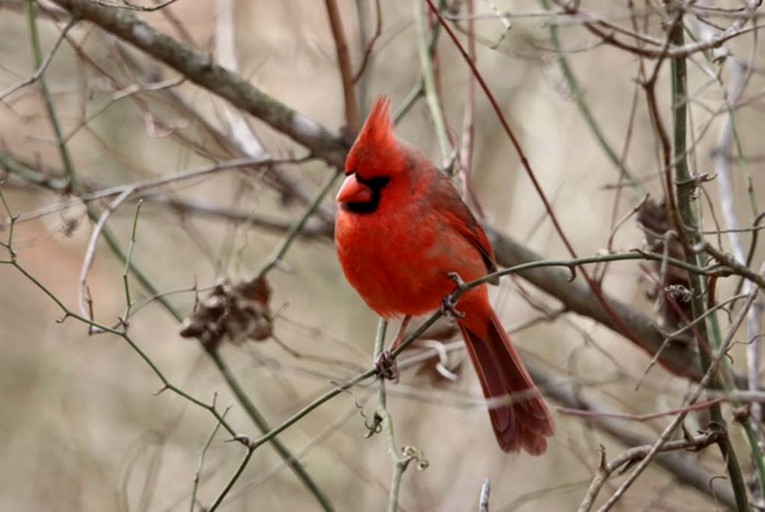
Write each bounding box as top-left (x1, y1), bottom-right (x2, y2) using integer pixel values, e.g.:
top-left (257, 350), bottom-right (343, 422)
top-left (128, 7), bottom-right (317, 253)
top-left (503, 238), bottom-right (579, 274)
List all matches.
top-left (180, 276), bottom-right (273, 349)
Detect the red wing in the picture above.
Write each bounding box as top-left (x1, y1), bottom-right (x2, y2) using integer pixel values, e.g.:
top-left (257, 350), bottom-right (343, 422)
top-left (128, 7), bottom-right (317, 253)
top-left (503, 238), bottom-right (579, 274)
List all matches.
top-left (429, 170), bottom-right (498, 280)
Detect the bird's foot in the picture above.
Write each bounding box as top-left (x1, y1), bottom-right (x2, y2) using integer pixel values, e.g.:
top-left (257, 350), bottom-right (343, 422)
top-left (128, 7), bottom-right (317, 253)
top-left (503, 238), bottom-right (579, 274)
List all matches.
top-left (375, 350), bottom-right (399, 383)
top-left (440, 295), bottom-right (465, 324)
top-left (441, 272), bottom-right (466, 323)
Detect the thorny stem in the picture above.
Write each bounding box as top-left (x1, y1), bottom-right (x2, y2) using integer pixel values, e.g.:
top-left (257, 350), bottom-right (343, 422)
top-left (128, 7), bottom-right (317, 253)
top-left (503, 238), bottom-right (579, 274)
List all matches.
top-left (190, 405), bottom-right (230, 512)
top-left (579, 431), bottom-right (723, 512)
top-left (701, 20), bottom-right (765, 494)
top-left (668, 13), bottom-right (749, 512)
top-left (1, 241), bottom-right (241, 445)
top-left (595, 290), bottom-right (758, 511)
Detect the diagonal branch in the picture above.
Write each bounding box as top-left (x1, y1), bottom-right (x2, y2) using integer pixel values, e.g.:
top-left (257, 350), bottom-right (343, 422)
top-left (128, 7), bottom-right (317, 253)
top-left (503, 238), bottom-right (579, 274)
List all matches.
top-left (50, 0), bottom-right (349, 167)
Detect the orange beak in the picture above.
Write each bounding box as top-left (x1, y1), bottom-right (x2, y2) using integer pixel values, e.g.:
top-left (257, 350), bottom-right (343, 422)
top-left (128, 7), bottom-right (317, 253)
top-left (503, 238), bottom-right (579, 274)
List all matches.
top-left (336, 174), bottom-right (372, 204)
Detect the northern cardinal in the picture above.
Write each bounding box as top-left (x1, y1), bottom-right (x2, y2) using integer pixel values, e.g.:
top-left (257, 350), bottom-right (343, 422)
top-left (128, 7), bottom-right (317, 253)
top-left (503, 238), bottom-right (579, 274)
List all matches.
top-left (335, 97), bottom-right (554, 454)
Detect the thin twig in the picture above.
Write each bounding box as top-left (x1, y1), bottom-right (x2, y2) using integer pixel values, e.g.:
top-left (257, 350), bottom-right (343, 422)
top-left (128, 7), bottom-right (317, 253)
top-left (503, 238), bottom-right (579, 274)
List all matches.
top-left (352, 0), bottom-right (382, 84)
top-left (426, 0), bottom-right (667, 376)
top-left (578, 431), bottom-right (723, 512)
top-left (595, 291), bottom-right (758, 511)
top-left (415, 1), bottom-right (451, 168)
top-left (51, 0), bottom-right (349, 166)
top-left (478, 478), bottom-right (490, 512)
top-left (190, 405), bottom-right (231, 512)
top-left (121, 200), bottom-right (144, 322)
top-left (256, 170), bottom-right (340, 279)
top-left (206, 446), bottom-right (255, 511)
top-left (2, 156), bottom-right (298, 227)
top-left (457, 0), bottom-right (484, 216)
top-left (0, 17), bottom-right (77, 102)
top-left (91, 0), bottom-right (180, 12)
top-left (214, 0), bottom-right (266, 159)
top-left (540, 0), bottom-right (643, 196)
top-left (78, 187), bottom-right (133, 329)
top-left (325, 0), bottom-right (361, 134)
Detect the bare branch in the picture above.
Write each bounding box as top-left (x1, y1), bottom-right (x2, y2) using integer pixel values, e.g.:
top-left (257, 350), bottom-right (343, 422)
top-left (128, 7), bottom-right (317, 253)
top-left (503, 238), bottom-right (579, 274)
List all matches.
top-left (50, 0), bottom-right (349, 166)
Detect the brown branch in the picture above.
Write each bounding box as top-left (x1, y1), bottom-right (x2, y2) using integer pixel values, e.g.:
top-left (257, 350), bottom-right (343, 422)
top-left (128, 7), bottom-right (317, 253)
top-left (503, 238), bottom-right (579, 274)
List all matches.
top-left (486, 226), bottom-right (706, 383)
top-left (426, 0), bottom-right (698, 388)
top-left (578, 432), bottom-right (725, 512)
top-left (50, 0), bottom-right (349, 167)
top-left (553, 0), bottom-right (760, 60)
top-left (523, 358), bottom-right (735, 509)
top-left (18, 0), bottom-right (758, 388)
top-left (524, 360), bottom-right (735, 510)
top-left (352, 0), bottom-right (382, 84)
top-left (324, 0), bottom-right (361, 135)
top-left (457, 0), bottom-right (483, 218)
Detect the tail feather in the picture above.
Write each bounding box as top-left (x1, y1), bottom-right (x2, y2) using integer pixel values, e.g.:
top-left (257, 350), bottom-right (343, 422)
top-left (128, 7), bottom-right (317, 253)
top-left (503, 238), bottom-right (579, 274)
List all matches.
top-left (458, 309), bottom-right (554, 455)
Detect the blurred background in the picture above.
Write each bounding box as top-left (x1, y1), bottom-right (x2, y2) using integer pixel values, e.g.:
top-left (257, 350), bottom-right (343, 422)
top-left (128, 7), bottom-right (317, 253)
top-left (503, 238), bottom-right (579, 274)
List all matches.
top-left (1, 1), bottom-right (763, 510)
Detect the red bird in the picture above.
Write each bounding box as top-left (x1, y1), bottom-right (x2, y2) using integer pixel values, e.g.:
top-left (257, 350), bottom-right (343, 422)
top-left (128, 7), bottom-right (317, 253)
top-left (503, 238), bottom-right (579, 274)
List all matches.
top-left (335, 97), bottom-right (554, 454)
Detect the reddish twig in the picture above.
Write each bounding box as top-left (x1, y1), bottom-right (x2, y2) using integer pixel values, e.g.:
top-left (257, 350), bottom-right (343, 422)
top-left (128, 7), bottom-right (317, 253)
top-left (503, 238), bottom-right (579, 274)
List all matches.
top-left (457, 0), bottom-right (484, 218)
top-left (353, 0), bottom-right (382, 84)
top-left (324, 0), bottom-right (361, 134)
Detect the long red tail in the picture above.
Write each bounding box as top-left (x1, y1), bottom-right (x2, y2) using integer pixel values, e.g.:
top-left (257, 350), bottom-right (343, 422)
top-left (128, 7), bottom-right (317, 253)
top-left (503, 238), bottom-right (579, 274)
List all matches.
top-left (457, 305), bottom-right (554, 454)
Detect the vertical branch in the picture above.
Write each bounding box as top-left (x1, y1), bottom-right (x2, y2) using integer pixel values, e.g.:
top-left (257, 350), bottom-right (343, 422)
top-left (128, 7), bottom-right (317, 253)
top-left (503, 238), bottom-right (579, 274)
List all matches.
top-left (25, 0), bottom-right (81, 193)
top-left (325, 0), bottom-right (361, 134)
top-left (457, 0), bottom-right (484, 217)
top-left (215, 0), bottom-right (266, 158)
top-left (668, 11), bottom-right (749, 512)
top-left (371, 318), bottom-right (428, 512)
top-left (425, 0), bottom-right (658, 367)
top-left (353, 0), bottom-right (382, 109)
top-left (708, 51), bottom-right (765, 497)
top-left (415, 0), bottom-right (451, 169)
top-left (371, 319), bottom-right (404, 512)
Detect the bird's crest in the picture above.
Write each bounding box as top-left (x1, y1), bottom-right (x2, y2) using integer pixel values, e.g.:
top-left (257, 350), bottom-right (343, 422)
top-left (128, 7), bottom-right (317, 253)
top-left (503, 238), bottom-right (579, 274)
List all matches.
top-left (359, 96), bottom-right (394, 144)
top-left (346, 96), bottom-right (402, 177)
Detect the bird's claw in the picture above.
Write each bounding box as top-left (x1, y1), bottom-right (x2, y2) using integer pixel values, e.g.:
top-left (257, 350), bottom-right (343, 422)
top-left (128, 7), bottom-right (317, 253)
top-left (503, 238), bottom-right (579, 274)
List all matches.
top-left (440, 294), bottom-right (465, 323)
top-left (441, 272), bottom-right (466, 324)
top-left (375, 350), bottom-right (399, 383)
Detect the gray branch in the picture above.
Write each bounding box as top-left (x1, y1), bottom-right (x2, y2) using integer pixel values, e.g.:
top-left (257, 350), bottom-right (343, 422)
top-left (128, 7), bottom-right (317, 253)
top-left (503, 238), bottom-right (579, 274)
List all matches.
top-left (50, 0), bottom-right (349, 167)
